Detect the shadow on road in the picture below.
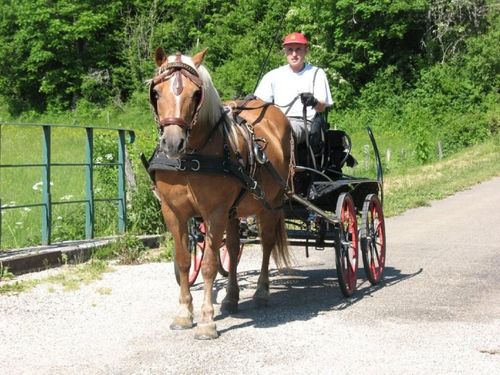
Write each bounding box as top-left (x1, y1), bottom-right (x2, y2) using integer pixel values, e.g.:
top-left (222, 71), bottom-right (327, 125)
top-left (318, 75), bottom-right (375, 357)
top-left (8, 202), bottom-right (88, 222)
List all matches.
top-left (211, 265), bottom-right (423, 335)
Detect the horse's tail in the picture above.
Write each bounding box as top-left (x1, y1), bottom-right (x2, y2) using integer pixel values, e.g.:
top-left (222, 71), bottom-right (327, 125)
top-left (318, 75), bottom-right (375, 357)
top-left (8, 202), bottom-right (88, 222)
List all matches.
top-left (269, 210), bottom-right (291, 269)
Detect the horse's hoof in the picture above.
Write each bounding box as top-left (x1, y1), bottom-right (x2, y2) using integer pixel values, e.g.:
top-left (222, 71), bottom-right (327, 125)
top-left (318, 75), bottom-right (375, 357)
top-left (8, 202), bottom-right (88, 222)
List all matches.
top-left (169, 316), bottom-right (193, 330)
top-left (221, 300), bottom-right (239, 315)
top-left (253, 288), bottom-right (270, 308)
top-left (194, 323), bottom-right (219, 340)
top-left (253, 296), bottom-right (269, 308)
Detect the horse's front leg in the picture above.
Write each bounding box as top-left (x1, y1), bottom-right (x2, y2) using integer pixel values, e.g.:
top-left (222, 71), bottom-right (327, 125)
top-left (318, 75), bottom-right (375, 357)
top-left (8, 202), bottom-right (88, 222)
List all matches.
top-left (195, 215), bottom-right (226, 340)
top-left (221, 216), bottom-right (241, 314)
top-left (162, 203), bottom-right (194, 330)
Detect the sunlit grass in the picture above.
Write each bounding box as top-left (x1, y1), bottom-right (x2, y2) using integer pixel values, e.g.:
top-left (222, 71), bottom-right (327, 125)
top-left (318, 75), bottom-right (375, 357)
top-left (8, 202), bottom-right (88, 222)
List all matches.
top-left (0, 259), bottom-right (113, 295)
top-left (383, 134), bottom-right (500, 217)
top-left (44, 259), bottom-right (113, 291)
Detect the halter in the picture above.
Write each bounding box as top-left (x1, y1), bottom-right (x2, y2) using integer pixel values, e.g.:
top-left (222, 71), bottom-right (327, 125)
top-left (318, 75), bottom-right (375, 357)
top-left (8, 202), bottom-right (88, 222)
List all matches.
top-left (149, 52), bottom-right (205, 130)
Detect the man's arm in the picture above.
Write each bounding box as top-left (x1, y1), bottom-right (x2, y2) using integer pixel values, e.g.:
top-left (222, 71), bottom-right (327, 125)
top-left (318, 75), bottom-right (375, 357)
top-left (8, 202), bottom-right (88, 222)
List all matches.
top-left (313, 68), bottom-right (333, 113)
top-left (254, 72), bottom-right (274, 103)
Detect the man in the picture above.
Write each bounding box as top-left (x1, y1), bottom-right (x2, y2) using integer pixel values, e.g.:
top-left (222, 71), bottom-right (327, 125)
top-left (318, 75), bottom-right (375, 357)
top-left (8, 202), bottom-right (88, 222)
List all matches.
top-left (254, 32), bottom-right (333, 144)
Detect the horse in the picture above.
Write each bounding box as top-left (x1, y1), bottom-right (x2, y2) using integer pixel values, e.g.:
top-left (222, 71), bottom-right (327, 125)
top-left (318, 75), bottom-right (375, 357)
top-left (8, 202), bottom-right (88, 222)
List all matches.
top-left (148, 47), bottom-right (292, 340)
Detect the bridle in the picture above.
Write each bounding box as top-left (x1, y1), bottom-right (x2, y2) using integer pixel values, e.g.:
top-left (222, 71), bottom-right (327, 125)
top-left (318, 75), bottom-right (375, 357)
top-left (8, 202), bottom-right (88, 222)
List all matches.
top-left (149, 52), bottom-right (205, 130)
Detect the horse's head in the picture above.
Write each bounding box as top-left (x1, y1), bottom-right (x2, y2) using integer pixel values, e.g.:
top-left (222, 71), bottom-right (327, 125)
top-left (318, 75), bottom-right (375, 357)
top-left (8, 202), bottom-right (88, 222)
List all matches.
top-left (150, 48), bottom-right (208, 158)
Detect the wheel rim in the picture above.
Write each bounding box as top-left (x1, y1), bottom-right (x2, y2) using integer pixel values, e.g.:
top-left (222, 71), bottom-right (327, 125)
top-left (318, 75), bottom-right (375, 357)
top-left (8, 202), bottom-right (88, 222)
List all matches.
top-left (218, 241), bottom-right (244, 277)
top-left (361, 195), bottom-right (386, 285)
top-left (336, 193), bottom-right (358, 296)
top-left (174, 219), bottom-right (205, 286)
top-left (187, 221), bottom-right (205, 285)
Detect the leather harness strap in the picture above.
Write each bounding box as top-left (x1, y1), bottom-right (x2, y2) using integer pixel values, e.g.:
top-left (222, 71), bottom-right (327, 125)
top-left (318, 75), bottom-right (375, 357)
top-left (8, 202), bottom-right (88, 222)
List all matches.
top-left (146, 63), bottom-right (291, 212)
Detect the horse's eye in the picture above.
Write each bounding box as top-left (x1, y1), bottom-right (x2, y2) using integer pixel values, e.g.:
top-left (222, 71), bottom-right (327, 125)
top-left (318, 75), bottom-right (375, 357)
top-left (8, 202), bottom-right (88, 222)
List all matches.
top-left (192, 90), bottom-right (201, 101)
top-left (152, 89), bottom-right (160, 100)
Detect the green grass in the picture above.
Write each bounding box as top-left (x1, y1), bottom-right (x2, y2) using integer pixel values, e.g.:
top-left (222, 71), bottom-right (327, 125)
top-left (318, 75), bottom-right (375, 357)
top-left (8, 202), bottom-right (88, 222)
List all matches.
top-left (1, 103), bottom-right (499, 249)
top-left (0, 258), bottom-right (113, 295)
top-left (43, 259), bottom-right (112, 291)
top-left (0, 234), bottom-right (174, 295)
top-left (383, 134), bottom-right (500, 217)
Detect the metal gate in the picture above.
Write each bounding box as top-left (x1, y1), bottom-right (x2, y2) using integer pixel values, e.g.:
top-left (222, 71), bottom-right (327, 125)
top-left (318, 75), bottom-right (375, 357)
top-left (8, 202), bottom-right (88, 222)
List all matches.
top-left (0, 122), bottom-right (135, 248)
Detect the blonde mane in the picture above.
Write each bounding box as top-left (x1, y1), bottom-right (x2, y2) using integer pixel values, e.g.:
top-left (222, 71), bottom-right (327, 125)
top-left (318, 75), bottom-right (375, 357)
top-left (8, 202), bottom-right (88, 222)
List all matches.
top-left (185, 57), bottom-right (239, 151)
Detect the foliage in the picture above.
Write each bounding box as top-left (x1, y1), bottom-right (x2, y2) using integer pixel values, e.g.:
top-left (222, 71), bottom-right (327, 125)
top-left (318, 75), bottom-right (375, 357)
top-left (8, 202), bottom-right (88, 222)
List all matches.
top-left (0, 0), bottom-right (129, 113)
top-left (1, 0), bottom-right (491, 112)
top-left (0, 0), bottom-right (499, 247)
top-left (127, 173), bottom-right (165, 235)
top-left (101, 234), bottom-right (148, 265)
top-left (425, 0), bottom-right (488, 63)
top-left (0, 263), bottom-right (14, 281)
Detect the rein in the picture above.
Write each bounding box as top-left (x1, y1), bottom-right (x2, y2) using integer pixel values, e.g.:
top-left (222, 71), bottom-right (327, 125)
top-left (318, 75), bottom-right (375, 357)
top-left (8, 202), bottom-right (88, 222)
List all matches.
top-left (146, 56), bottom-right (291, 212)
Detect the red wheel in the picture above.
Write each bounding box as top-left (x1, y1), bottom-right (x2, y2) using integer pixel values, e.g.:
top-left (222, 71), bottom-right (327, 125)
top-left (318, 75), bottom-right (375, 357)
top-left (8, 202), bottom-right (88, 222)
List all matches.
top-left (360, 194), bottom-right (386, 285)
top-left (335, 193), bottom-right (359, 297)
top-left (217, 240), bottom-right (243, 277)
top-left (174, 219), bottom-right (205, 286)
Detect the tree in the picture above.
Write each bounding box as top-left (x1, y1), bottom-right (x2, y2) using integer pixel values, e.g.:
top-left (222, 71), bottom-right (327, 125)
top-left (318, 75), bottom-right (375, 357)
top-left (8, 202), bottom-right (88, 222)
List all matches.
top-left (425, 0), bottom-right (488, 63)
top-left (0, 0), bottom-right (129, 113)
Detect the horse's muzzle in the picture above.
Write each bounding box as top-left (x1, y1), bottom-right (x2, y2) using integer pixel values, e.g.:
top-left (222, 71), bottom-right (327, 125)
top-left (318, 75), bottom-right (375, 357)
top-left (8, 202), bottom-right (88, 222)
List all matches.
top-left (159, 125), bottom-right (187, 158)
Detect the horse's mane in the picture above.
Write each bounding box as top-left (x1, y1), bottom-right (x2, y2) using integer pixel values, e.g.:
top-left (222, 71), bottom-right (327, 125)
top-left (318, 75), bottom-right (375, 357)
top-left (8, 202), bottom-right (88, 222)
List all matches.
top-left (181, 56), bottom-right (239, 150)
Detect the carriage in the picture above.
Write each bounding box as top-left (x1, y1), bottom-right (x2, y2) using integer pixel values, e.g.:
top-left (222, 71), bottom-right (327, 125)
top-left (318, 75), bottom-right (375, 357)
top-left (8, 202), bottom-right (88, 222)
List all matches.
top-left (146, 48), bottom-right (386, 339)
top-left (170, 126), bottom-right (386, 298)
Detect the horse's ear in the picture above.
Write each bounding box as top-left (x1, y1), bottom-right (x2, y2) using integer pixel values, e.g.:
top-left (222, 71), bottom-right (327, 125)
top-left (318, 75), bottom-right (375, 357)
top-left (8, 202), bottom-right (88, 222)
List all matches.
top-left (192, 48), bottom-right (208, 68)
top-left (155, 47), bottom-right (167, 67)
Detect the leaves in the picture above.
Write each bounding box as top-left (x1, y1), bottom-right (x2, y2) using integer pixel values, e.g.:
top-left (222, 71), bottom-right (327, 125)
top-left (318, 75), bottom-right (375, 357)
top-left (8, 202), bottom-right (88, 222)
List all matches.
top-left (0, 0), bottom-right (494, 112)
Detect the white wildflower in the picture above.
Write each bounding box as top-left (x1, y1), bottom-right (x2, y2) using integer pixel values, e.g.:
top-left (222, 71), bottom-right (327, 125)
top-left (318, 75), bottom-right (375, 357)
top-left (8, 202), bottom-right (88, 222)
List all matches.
top-left (105, 153), bottom-right (113, 161)
top-left (95, 156), bottom-right (103, 164)
top-left (60, 195), bottom-right (73, 201)
top-left (57, 216), bottom-right (63, 220)
top-left (32, 181), bottom-right (53, 189)
top-left (23, 207), bottom-right (32, 212)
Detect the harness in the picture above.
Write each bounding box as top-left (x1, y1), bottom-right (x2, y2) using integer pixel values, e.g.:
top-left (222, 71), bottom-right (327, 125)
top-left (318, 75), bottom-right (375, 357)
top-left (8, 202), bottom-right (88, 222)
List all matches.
top-left (146, 56), bottom-right (292, 214)
top-left (149, 52), bottom-right (204, 131)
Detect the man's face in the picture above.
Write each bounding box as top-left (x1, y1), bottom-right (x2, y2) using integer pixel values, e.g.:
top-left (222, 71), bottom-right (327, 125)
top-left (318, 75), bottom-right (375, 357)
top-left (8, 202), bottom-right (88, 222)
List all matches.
top-left (284, 43), bottom-right (308, 72)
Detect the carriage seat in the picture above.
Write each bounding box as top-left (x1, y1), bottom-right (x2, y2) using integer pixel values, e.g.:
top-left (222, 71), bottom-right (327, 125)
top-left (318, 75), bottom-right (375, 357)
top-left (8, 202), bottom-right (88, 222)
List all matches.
top-left (324, 130), bottom-right (357, 173)
top-left (295, 129), bottom-right (357, 172)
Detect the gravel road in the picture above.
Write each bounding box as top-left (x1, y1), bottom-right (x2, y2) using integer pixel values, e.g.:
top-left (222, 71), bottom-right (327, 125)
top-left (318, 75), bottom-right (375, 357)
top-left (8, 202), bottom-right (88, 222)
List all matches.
top-left (1, 177), bottom-right (500, 374)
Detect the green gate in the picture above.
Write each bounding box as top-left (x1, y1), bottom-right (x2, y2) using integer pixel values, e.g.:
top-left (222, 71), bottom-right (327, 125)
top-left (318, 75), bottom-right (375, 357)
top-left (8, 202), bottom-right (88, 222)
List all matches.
top-left (0, 123), bottom-right (135, 248)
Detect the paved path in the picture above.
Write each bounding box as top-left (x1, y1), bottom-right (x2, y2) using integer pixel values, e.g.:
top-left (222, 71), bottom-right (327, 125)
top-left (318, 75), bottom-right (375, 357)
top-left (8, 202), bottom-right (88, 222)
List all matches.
top-left (1, 177), bottom-right (500, 374)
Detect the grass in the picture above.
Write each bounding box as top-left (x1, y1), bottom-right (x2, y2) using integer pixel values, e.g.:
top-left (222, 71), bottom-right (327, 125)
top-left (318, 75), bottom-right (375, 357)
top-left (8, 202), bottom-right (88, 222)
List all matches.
top-left (383, 134), bottom-right (500, 217)
top-left (1, 101), bottom-right (499, 249)
top-left (0, 233), bottom-right (174, 295)
top-left (44, 259), bottom-right (112, 291)
top-left (0, 259), bottom-right (113, 295)
top-left (1, 135), bottom-right (498, 294)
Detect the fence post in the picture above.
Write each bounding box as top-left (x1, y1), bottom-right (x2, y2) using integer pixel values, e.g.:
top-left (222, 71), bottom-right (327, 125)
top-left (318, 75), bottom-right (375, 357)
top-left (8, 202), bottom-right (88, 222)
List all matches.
top-left (117, 130), bottom-right (126, 234)
top-left (85, 128), bottom-right (94, 239)
top-left (437, 140), bottom-right (443, 160)
top-left (41, 125), bottom-right (52, 245)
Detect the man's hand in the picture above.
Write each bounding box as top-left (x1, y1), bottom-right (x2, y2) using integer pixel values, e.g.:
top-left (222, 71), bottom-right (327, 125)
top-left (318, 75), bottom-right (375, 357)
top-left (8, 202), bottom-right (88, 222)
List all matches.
top-left (300, 92), bottom-right (319, 108)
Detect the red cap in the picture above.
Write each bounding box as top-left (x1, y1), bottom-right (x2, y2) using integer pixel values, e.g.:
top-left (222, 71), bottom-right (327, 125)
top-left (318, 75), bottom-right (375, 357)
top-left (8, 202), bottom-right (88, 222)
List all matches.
top-left (282, 32), bottom-right (308, 46)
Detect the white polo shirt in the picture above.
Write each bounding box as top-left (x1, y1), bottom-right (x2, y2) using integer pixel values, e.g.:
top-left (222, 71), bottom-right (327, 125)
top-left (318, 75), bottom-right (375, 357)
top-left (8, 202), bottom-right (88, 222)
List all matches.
top-left (254, 63), bottom-right (333, 120)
